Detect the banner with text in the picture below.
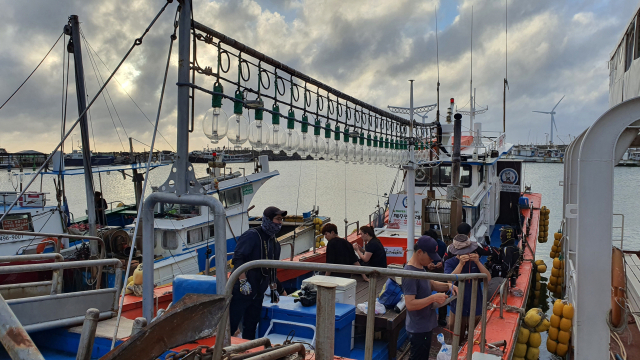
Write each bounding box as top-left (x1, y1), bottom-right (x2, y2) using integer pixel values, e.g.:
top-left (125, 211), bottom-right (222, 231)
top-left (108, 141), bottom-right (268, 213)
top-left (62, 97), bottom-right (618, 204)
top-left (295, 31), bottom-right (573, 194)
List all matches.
top-left (388, 194), bottom-right (427, 229)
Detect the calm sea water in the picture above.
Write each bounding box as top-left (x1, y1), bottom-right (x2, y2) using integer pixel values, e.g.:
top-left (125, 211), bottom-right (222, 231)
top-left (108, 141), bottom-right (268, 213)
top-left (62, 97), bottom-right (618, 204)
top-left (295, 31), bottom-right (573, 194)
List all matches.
top-left (2, 161), bottom-right (639, 252)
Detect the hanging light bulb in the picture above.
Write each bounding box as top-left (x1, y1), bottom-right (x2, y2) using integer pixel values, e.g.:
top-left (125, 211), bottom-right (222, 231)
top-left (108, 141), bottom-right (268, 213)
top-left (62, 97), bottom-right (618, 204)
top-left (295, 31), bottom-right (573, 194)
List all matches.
top-left (269, 104), bottom-right (286, 154)
top-left (350, 131), bottom-right (358, 163)
top-left (324, 122), bottom-right (336, 161)
top-left (333, 124), bottom-right (342, 162)
top-left (226, 90), bottom-right (250, 149)
top-left (371, 135), bottom-right (379, 164)
top-left (203, 82), bottom-right (229, 143)
top-left (299, 114), bottom-right (312, 158)
top-left (357, 132), bottom-right (366, 164)
top-left (341, 126), bottom-right (351, 162)
top-left (310, 119), bottom-right (326, 159)
top-left (248, 101), bottom-right (271, 151)
top-left (283, 109), bottom-right (301, 157)
top-left (365, 133), bottom-right (373, 164)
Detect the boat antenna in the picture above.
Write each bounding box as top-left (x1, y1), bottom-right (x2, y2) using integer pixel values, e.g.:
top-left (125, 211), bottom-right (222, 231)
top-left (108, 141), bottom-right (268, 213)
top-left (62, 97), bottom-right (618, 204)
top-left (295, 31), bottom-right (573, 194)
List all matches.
top-left (503, 0), bottom-right (509, 133)
top-left (435, 6), bottom-right (440, 123)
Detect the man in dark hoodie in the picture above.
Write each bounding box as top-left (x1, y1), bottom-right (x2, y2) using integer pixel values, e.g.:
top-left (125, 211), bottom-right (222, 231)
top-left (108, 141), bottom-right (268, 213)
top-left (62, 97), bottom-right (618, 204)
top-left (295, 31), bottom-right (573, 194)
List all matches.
top-left (230, 206), bottom-right (288, 339)
top-left (444, 223), bottom-right (491, 340)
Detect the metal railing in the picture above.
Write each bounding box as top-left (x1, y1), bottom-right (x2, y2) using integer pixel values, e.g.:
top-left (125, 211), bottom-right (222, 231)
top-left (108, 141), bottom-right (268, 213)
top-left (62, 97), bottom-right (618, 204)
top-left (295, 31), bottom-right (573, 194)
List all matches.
top-left (0, 254), bottom-right (64, 296)
top-left (612, 213), bottom-right (625, 250)
top-left (205, 252), bottom-right (235, 276)
top-left (344, 220), bottom-right (359, 238)
top-left (212, 260), bottom-right (489, 360)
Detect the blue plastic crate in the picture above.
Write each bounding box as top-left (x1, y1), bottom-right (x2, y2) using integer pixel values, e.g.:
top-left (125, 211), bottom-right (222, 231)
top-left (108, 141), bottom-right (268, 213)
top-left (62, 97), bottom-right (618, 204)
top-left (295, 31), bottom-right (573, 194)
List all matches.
top-left (173, 275), bottom-right (217, 303)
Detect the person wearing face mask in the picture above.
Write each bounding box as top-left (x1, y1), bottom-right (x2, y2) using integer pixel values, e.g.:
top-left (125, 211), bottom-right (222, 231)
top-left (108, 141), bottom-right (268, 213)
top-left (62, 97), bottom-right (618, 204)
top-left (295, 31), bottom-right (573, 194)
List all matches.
top-left (230, 206), bottom-right (288, 339)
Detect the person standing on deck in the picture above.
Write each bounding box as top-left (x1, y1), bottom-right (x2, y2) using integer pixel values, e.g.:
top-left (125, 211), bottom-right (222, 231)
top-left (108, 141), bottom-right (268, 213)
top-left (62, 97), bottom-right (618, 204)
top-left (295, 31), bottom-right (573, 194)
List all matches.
top-left (353, 225), bottom-right (387, 268)
top-left (94, 191), bottom-right (108, 226)
top-left (322, 223), bottom-right (368, 281)
top-left (444, 223), bottom-right (491, 340)
top-left (403, 236), bottom-right (457, 360)
top-left (230, 206), bottom-right (288, 339)
top-left (423, 229), bottom-right (448, 327)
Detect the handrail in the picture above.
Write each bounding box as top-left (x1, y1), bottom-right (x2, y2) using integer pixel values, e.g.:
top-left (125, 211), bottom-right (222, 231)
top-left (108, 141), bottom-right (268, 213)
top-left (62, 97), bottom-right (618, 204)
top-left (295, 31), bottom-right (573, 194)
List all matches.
top-left (280, 242), bottom-right (295, 261)
top-left (0, 253), bottom-right (64, 295)
top-left (205, 252), bottom-right (235, 276)
top-left (0, 229), bottom-right (102, 241)
top-left (344, 220), bottom-right (359, 238)
top-left (612, 213), bottom-right (625, 250)
top-left (212, 260), bottom-right (489, 360)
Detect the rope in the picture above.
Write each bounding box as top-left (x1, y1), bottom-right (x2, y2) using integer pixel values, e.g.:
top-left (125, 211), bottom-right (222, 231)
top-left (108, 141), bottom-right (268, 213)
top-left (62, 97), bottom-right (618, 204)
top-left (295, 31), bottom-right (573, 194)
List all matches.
top-left (110, 4), bottom-right (178, 348)
top-left (0, 32), bottom-right (64, 110)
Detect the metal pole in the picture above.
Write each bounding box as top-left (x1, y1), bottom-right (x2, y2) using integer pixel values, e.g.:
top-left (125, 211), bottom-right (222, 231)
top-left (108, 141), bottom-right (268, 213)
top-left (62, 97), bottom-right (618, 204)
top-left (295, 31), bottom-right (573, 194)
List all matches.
top-left (69, 15), bottom-right (98, 249)
top-left (0, 294), bottom-right (45, 360)
top-left (175, 0), bottom-right (191, 195)
top-left (129, 138), bottom-right (142, 208)
top-left (480, 278), bottom-right (488, 353)
top-left (76, 308), bottom-right (100, 360)
top-left (406, 80), bottom-right (416, 259)
top-left (316, 282), bottom-right (337, 360)
top-left (243, 343), bottom-right (306, 360)
top-left (466, 279), bottom-right (478, 360)
top-left (450, 279), bottom-right (466, 357)
top-left (364, 275), bottom-right (378, 360)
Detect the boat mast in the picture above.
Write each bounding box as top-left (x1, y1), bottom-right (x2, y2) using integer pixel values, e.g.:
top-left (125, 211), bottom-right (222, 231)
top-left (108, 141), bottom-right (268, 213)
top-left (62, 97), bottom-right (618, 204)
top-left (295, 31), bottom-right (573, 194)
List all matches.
top-left (68, 15), bottom-right (98, 247)
top-left (406, 80), bottom-right (416, 259)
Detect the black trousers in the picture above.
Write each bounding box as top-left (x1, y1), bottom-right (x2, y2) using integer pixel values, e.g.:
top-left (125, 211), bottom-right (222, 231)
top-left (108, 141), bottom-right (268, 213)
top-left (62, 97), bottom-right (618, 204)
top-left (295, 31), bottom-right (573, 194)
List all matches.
top-left (229, 292), bottom-right (264, 340)
top-left (408, 331), bottom-right (433, 360)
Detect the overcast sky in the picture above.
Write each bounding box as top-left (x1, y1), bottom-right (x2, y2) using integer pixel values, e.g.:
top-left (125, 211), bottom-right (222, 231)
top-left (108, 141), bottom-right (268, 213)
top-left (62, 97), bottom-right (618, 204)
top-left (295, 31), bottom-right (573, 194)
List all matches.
top-left (0, 0), bottom-right (637, 153)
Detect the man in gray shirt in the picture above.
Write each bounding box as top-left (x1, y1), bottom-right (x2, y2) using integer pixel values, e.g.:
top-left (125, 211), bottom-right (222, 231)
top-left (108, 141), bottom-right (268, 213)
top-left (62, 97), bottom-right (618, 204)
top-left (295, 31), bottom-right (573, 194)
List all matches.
top-left (403, 235), bottom-right (458, 360)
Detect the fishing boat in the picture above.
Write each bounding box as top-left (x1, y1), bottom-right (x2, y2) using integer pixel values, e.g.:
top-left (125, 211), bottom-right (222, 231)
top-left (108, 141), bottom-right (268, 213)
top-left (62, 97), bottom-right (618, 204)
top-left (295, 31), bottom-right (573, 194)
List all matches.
top-left (64, 149), bottom-right (115, 167)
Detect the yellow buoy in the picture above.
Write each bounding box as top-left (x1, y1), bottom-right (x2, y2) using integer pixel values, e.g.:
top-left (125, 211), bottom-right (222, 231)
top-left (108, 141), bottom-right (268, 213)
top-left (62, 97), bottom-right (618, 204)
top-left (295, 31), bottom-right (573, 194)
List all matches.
top-left (550, 276), bottom-right (558, 286)
top-left (524, 308), bottom-right (543, 328)
top-left (514, 343), bottom-right (527, 358)
top-left (554, 232), bottom-right (562, 240)
top-left (550, 251), bottom-right (557, 258)
top-left (558, 330), bottom-right (571, 345)
top-left (548, 327), bottom-right (559, 341)
top-left (535, 282), bottom-right (541, 291)
top-left (551, 245), bottom-right (558, 253)
top-left (547, 338), bottom-right (558, 354)
top-left (517, 327), bottom-right (530, 344)
top-left (552, 268), bottom-right (560, 277)
top-left (553, 299), bottom-right (564, 316)
top-left (536, 273), bottom-right (541, 282)
top-left (563, 303), bottom-right (574, 319)
top-left (547, 282), bottom-right (555, 292)
top-left (550, 314), bottom-right (561, 328)
top-left (556, 343), bottom-right (569, 356)
top-left (537, 264), bottom-right (547, 273)
top-left (535, 319), bottom-right (551, 332)
top-left (556, 285), bottom-right (563, 293)
top-left (528, 332), bottom-right (541, 347)
top-left (526, 346), bottom-right (540, 360)
top-left (535, 259), bottom-right (545, 266)
top-left (513, 357), bottom-right (525, 360)
top-left (554, 239), bottom-right (561, 247)
top-left (560, 318), bottom-right (572, 332)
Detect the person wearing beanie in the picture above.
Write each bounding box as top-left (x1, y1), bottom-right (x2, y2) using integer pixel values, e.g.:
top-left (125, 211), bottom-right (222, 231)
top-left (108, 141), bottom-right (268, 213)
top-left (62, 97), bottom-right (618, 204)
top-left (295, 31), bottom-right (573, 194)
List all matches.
top-left (444, 222), bottom-right (491, 340)
top-left (403, 235), bottom-right (457, 360)
top-left (230, 206), bottom-right (288, 339)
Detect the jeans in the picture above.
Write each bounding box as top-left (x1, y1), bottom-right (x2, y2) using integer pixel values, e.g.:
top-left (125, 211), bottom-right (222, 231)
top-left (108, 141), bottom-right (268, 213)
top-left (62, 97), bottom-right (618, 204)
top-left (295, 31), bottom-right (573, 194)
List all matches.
top-left (229, 292), bottom-right (264, 340)
top-left (408, 331), bottom-right (433, 360)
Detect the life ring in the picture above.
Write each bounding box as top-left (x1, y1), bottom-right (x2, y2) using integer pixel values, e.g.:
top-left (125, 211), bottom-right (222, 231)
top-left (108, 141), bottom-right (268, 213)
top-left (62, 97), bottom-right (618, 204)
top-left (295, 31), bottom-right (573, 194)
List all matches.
top-left (36, 238), bottom-right (64, 254)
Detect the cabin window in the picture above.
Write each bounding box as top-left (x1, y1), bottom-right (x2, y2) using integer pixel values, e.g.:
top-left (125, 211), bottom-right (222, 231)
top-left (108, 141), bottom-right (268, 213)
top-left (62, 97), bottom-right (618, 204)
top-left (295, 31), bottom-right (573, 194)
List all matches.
top-left (626, 22), bottom-right (635, 72)
top-left (478, 165), bottom-right (484, 184)
top-left (0, 213), bottom-right (34, 231)
top-left (220, 187), bottom-right (242, 208)
top-left (162, 231), bottom-right (178, 250)
top-left (187, 227), bottom-right (205, 245)
top-left (418, 164), bottom-right (472, 188)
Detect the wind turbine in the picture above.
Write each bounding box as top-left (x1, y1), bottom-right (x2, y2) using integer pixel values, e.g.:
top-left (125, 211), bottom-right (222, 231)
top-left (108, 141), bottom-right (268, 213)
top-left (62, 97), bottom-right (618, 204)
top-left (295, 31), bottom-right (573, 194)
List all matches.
top-left (533, 95), bottom-right (564, 145)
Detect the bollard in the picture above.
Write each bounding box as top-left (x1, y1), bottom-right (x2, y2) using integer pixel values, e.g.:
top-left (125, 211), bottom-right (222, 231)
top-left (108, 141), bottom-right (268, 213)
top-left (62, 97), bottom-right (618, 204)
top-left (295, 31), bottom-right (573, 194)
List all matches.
top-left (130, 317), bottom-right (147, 337)
top-left (76, 308), bottom-right (100, 360)
top-left (315, 281), bottom-right (337, 360)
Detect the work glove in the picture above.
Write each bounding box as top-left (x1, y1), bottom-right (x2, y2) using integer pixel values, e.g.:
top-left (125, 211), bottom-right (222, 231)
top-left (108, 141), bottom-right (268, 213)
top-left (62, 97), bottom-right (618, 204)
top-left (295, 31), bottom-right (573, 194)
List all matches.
top-left (239, 278), bottom-right (252, 295)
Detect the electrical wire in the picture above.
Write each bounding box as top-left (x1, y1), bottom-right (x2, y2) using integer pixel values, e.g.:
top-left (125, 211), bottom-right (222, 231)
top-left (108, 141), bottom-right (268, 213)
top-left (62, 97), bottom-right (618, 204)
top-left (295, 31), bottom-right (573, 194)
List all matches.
top-left (0, 33), bottom-right (64, 111)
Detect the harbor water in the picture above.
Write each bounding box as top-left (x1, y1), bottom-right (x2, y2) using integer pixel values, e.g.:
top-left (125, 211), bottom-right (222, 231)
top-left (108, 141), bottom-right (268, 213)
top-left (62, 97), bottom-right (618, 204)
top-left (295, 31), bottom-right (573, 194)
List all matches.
top-left (1, 161), bottom-right (639, 252)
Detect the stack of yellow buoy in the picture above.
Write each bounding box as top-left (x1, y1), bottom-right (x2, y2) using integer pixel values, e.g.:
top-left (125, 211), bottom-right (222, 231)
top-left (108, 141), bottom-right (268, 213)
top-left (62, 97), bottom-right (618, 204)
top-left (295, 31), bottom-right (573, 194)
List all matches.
top-left (550, 231), bottom-right (563, 258)
top-left (528, 260), bottom-right (547, 307)
top-left (547, 299), bottom-right (574, 357)
top-left (538, 206), bottom-right (550, 243)
top-left (313, 217), bottom-right (323, 236)
top-left (514, 308), bottom-right (551, 360)
top-left (546, 256), bottom-right (564, 298)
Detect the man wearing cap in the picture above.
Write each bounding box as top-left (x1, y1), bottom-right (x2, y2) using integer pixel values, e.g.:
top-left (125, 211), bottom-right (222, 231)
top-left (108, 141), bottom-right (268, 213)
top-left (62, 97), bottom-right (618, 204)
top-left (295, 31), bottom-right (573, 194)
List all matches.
top-left (230, 206), bottom-right (288, 339)
top-left (403, 235), bottom-right (457, 360)
top-left (444, 222), bottom-right (491, 339)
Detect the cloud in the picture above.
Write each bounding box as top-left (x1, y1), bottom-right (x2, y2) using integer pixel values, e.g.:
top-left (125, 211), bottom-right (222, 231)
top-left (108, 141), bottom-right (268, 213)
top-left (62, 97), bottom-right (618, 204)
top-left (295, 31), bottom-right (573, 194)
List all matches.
top-left (0, 0), bottom-right (636, 152)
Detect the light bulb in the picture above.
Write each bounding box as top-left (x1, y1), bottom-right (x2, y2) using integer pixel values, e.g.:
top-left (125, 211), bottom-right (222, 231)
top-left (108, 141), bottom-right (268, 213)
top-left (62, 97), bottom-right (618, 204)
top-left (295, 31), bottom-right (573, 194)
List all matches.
top-left (357, 144), bottom-right (365, 164)
top-left (283, 129), bottom-right (301, 156)
top-left (203, 107), bottom-right (228, 144)
top-left (270, 124), bottom-right (287, 154)
top-left (299, 133), bottom-right (313, 158)
top-left (248, 120), bottom-right (271, 151)
top-left (310, 135), bottom-right (326, 159)
top-left (370, 147), bottom-right (378, 164)
top-left (324, 138), bottom-right (335, 161)
top-left (227, 113), bottom-right (249, 148)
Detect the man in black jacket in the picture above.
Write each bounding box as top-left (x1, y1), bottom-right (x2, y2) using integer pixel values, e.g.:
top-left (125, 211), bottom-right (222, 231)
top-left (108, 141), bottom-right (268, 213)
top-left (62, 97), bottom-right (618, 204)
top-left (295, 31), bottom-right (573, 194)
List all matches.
top-left (230, 206), bottom-right (288, 339)
top-left (323, 223), bottom-right (368, 281)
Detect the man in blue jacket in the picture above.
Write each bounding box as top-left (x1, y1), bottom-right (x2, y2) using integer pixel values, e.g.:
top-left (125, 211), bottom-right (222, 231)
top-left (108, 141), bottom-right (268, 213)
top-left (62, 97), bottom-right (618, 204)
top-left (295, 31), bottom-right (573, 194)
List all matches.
top-left (230, 206), bottom-right (288, 339)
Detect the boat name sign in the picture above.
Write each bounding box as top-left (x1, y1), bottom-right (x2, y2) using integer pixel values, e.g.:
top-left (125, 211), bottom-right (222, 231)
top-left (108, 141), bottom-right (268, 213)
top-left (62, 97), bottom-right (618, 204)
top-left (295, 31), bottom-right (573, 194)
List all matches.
top-left (388, 194), bottom-right (426, 229)
top-left (241, 184), bottom-right (253, 196)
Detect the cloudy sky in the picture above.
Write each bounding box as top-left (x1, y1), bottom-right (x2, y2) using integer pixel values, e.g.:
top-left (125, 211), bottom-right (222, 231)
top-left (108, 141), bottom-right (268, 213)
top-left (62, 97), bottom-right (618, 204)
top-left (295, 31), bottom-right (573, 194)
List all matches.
top-left (0, 0), bottom-right (637, 153)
